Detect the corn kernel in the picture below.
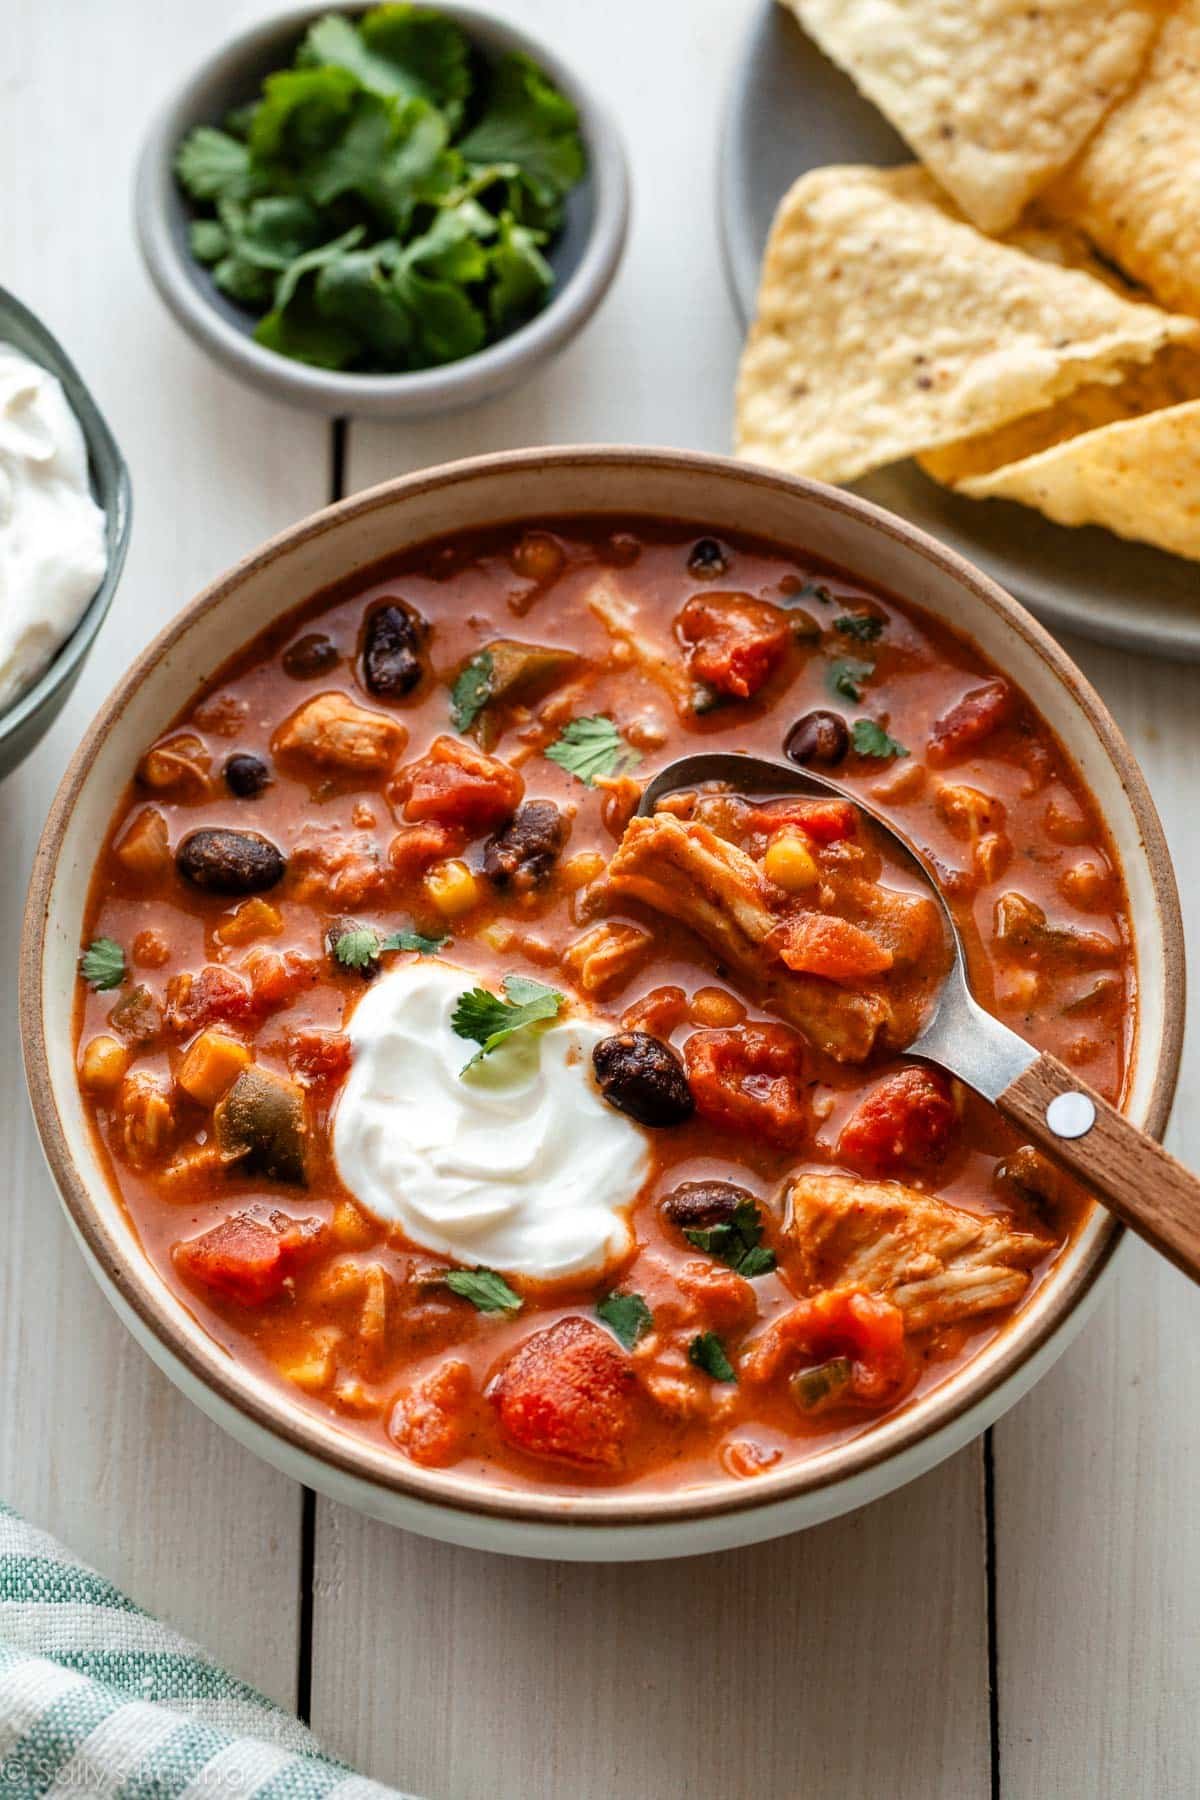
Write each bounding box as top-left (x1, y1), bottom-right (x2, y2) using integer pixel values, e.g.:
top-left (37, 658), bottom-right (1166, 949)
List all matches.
top-left (176, 1030), bottom-right (252, 1107)
top-left (560, 851), bottom-right (605, 890)
top-left (215, 897), bottom-right (283, 947)
top-left (330, 1198), bottom-right (376, 1248)
top-left (80, 1034), bottom-right (131, 1094)
top-left (763, 831), bottom-right (820, 892)
top-left (688, 986), bottom-right (745, 1029)
top-left (424, 858), bottom-right (479, 918)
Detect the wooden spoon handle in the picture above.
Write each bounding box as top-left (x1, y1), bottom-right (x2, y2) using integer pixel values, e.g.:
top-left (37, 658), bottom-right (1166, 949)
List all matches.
top-left (998, 1052), bottom-right (1198, 1283)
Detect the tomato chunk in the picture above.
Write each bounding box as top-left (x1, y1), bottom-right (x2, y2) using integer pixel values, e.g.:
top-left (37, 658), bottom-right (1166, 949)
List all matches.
top-left (493, 1316), bottom-right (637, 1469)
top-left (837, 1066), bottom-right (958, 1176)
top-left (927, 679), bottom-right (1014, 765)
top-left (751, 797), bottom-right (858, 843)
top-left (743, 1288), bottom-right (911, 1405)
top-left (391, 1359), bottom-right (474, 1468)
top-left (684, 1023), bottom-right (808, 1146)
top-left (174, 1210), bottom-right (324, 1306)
top-left (398, 735), bottom-right (524, 832)
top-left (774, 912), bottom-right (893, 981)
top-left (678, 593), bottom-right (791, 700)
top-left (165, 965), bottom-right (255, 1034)
top-left (286, 1027), bottom-right (352, 1086)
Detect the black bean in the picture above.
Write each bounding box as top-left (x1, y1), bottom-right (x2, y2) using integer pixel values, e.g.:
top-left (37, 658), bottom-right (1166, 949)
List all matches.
top-left (483, 801), bottom-right (567, 890)
top-left (283, 633), bottom-right (340, 679)
top-left (785, 709), bottom-right (850, 767)
top-left (176, 828), bottom-right (286, 895)
top-left (223, 752), bottom-right (271, 799)
top-left (592, 1032), bottom-right (694, 1128)
top-left (362, 600), bottom-right (426, 699)
top-left (661, 1180), bottom-right (753, 1232)
top-left (687, 537), bottom-right (729, 578)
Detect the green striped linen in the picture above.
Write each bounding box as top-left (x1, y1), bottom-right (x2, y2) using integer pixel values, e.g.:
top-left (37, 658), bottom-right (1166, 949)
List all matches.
top-left (0, 1504), bottom-right (410, 1798)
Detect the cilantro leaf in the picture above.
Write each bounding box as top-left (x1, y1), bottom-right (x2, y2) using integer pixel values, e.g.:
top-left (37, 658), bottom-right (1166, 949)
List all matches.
top-left (596, 1291), bottom-right (653, 1351)
top-left (450, 649), bottom-right (495, 731)
top-left (334, 923), bottom-right (447, 968)
top-left (298, 7), bottom-right (472, 124)
top-left (545, 715), bottom-right (640, 786)
top-left (683, 1200), bottom-right (776, 1278)
top-left (834, 612), bottom-right (884, 643)
top-left (852, 718), bottom-right (909, 760)
top-left (189, 220), bottom-right (228, 263)
top-left (80, 938), bottom-right (126, 991)
top-left (451, 974), bottom-right (564, 1072)
top-left (827, 657), bottom-right (874, 703)
top-left (458, 52), bottom-right (585, 208)
top-left (489, 213), bottom-right (553, 325)
top-left (175, 126), bottom-right (254, 201)
top-left (689, 1332), bottom-right (737, 1384)
top-left (443, 1266), bottom-right (522, 1313)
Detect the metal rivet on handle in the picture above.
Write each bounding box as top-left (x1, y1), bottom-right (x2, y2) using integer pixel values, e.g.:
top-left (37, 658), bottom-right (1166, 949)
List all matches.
top-left (1047, 1091), bottom-right (1096, 1140)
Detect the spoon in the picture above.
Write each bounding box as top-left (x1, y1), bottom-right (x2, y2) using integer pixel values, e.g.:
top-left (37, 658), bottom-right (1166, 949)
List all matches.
top-left (637, 751), bottom-right (1199, 1284)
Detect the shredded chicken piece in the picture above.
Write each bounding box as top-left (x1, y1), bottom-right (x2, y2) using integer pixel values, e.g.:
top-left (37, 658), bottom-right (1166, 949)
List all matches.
top-left (273, 691), bottom-right (407, 774)
top-left (607, 814), bottom-right (888, 1061)
top-left (586, 577), bottom-right (692, 711)
top-left (563, 921), bottom-right (654, 995)
top-left (786, 1173), bottom-right (1050, 1332)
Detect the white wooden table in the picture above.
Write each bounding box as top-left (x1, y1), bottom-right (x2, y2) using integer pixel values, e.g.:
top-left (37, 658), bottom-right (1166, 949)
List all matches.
top-left (5, 1), bottom-right (1199, 1793)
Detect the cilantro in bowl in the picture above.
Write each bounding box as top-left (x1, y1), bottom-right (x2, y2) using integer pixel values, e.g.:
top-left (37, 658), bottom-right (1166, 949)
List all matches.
top-left (174, 5), bottom-right (586, 372)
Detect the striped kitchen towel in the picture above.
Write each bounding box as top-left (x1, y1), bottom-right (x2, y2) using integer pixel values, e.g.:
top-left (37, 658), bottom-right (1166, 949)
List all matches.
top-left (0, 1502), bottom-right (410, 1798)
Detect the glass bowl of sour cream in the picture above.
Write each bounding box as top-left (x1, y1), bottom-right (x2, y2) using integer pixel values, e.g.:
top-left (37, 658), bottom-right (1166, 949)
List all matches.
top-left (0, 286), bottom-right (131, 778)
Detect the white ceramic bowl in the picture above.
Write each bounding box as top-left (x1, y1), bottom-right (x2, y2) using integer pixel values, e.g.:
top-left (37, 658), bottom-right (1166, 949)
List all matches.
top-left (21, 448), bottom-right (1184, 1560)
top-left (134, 4), bottom-right (629, 417)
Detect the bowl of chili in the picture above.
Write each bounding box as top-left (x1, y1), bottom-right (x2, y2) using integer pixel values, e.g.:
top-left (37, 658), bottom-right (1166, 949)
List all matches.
top-left (20, 447), bottom-right (1184, 1559)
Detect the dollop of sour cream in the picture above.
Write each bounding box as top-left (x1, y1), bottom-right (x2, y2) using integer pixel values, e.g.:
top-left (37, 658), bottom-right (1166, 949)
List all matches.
top-left (0, 344), bottom-right (108, 714)
top-left (333, 960), bottom-right (651, 1281)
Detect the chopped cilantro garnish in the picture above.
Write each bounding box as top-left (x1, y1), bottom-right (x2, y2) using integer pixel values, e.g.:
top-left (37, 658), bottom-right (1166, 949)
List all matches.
top-left (443, 1266), bottom-right (523, 1313)
top-left (334, 924), bottom-right (446, 968)
top-left (596, 1291), bottom-right (653, 1351)
top-left (544, 715), bottom-right (640, 786)
top-left (689, 1332), bottom-right (737, 1384)
top-left (79, 938), bottom-right (126, 991)
top-left (451, 973), bottom-right (564, 1072)
top-left (827, 657), bottom-right (874, 703)
top-left (834, 612), bottom-right (884, 643)
top-left (684, 1200), bottom-right (776, 1278)
top-left (449, 648), bottom-right (494, 731)
top-left (173, 13), bottom-right (585, 372)
top-left (852, 718), bottom-right (909, 759)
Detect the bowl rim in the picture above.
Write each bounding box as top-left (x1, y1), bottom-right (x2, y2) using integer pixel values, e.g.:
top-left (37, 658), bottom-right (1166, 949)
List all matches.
top-left (20, 445), bottom-right (1185, 1529)
top-left (0, 285), bottom-right (132, 752)
top-left (133, 0), bottom-right (630, 411)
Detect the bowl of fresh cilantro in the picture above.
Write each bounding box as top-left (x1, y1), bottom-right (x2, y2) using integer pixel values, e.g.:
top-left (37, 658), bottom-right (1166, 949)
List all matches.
top-left (135, 4), bottom-right (628, 415)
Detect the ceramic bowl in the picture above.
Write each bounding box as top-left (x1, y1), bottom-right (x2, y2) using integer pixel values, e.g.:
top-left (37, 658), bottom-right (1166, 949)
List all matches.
top-left (134, 4), bottom-right (629, 418)
top-left (20, 448), bottom-right (1184, 1560)
top-left (0, 288), bottom-right (131, 778)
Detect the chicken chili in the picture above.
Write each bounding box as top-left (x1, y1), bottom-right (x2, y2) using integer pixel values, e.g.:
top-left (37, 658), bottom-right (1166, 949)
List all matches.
top-left (76, 519), bottom-right (1133, 1492)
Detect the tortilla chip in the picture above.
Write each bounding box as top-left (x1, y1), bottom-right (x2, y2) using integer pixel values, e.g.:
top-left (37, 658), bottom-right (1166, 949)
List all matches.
top-left (921, 344), bottom-right (1200, 485)
top-left (939, 401), bottom-right (1200, 560)
top-left (1046, 2), bottom-right (1200, 317)
top-left (782, 0), bottom-right (1166, 234)
top-left (735, 166), bottom-right (1199, 485)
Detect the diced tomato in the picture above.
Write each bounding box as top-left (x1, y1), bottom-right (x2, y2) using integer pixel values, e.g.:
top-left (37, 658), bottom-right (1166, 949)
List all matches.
top-left (837, 1066), bottom-right (958, 1176)
top-left (174, 1210), bottom-right (324, 1306)
top-left (773, 912), bottom-right (893, 981)
top-left (751, 797), bottom-right (858, 843)
top-left (677, 594), bottom-right (791, 700)
top-left (165, 965), bottom-right (256, 1034)
top-left (675, 1261), bottom-right (758, 1335)
top-left (684, 1023), bottom-right (808, 1146)
top-left (242, 948), bottom-right (319, 1012)
top-left (397, 735), bottom-right (524, 833)
top-left (391, 1359), bottom-right (474, 1468)
top-left (286, 1027), bottom-right (352, 1085)
top-left (388, 820), bottom-right (462, 879)
top-left (743, 1287), bottom-right (911, 1404)
top-left (927, 679), bottom-right (1014, 765)
top-left (492, 1316), bottom-right (637, 1469)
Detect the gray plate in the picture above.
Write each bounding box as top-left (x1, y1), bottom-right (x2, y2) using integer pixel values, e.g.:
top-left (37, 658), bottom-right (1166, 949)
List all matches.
top-left (720, 1), bottom-right (1200, 660)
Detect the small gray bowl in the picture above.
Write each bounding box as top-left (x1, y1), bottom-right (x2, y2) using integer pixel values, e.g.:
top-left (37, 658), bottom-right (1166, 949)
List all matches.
top-left (134, 3), bottom-right (630, 417)
top-left (0, 288), bottom-right (131, 779)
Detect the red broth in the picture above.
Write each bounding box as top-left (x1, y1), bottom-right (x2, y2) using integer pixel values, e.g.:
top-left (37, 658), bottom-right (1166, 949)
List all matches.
top-left (75, 520), bottom-right (1131, 1494)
